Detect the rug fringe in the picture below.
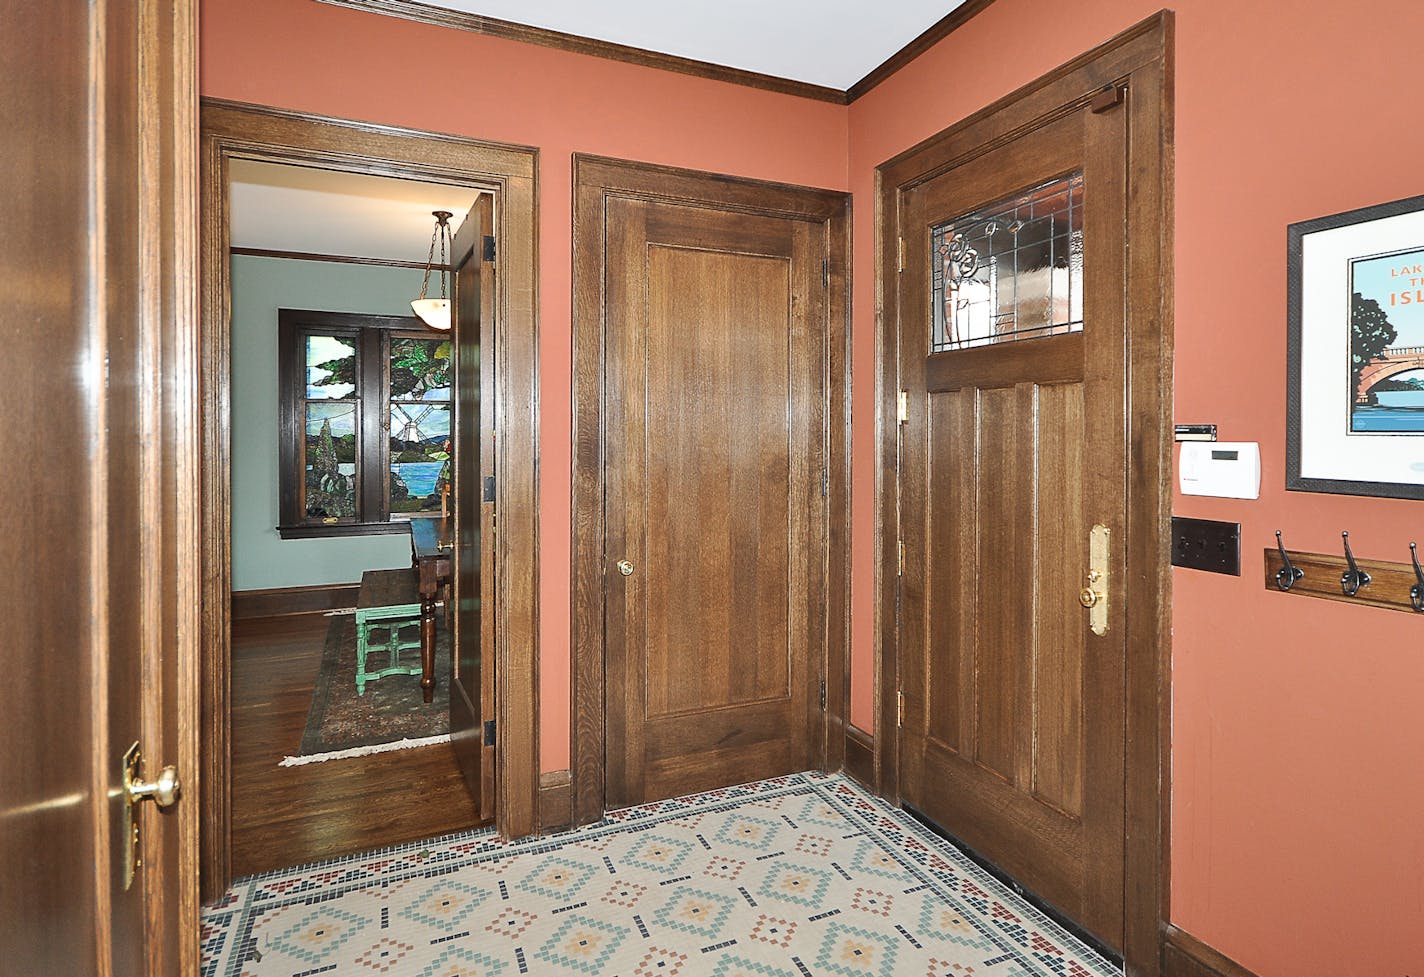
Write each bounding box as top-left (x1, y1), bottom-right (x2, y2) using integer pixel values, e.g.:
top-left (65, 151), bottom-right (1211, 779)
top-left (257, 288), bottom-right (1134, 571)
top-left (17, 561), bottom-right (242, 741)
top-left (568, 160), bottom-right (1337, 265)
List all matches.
top-left (279, 733), bottom-right (452, 767)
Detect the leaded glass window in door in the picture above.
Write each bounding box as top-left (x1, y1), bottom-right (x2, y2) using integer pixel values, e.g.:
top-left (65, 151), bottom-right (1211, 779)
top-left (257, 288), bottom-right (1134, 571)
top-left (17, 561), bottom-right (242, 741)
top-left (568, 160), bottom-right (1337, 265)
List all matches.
top-left (930, 173), bottom-right (1084, 352)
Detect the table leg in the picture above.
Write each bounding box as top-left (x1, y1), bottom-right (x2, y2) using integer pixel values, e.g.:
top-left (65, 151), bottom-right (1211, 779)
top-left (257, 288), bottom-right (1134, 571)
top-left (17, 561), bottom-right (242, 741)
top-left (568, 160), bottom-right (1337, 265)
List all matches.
top-left (421, 595), bottom-right (437, 703)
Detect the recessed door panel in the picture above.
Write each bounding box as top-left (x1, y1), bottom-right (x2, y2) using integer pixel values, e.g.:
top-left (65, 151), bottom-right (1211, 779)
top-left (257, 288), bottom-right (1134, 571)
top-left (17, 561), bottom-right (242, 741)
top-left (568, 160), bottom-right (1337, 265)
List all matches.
top-left (604, 196), bottom-right (826, 809)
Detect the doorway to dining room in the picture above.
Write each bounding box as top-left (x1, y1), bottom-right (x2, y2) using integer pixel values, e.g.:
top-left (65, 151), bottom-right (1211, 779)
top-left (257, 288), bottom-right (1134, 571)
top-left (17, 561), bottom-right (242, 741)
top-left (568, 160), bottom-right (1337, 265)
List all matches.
top-left (198, 101), bottom-right (541, 900)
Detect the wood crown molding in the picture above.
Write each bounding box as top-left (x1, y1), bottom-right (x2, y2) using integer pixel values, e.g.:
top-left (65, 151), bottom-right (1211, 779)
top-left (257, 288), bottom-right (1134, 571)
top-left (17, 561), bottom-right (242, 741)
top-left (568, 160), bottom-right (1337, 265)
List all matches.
top-left (312, 0), bottom-right (999, 105)
top-left (1161, 925), bottom-right (1260, 977)
top-left (230, 246), bottom-right (447, 272)
top-left (844, 0), bottom-right (999, 101)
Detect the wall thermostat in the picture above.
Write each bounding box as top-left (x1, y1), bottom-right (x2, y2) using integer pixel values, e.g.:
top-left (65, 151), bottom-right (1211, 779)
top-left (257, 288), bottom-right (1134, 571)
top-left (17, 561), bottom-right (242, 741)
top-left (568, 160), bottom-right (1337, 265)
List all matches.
top-left (1178, 442), bottom-right (1260, 499)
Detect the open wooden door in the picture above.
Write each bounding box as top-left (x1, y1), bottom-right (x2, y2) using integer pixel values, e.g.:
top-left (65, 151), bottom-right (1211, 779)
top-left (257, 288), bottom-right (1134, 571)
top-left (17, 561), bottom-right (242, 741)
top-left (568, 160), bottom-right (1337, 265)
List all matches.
top-left (0, 0), bottom-right (199, 972)
top-left (450, 195), bottom-right (497, 823)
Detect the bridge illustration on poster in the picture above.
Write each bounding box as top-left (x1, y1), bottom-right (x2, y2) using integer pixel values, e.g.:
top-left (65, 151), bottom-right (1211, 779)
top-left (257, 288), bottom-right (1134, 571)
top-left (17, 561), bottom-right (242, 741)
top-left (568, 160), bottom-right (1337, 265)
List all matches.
top-left (1350, 247), bottom-right (1424, 433)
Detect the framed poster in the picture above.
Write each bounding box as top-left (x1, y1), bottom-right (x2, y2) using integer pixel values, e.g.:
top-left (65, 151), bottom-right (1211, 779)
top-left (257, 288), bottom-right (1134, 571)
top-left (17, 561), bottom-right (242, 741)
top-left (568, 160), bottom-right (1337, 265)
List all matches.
top-left (1288, 192), bottom-right (1424, 499)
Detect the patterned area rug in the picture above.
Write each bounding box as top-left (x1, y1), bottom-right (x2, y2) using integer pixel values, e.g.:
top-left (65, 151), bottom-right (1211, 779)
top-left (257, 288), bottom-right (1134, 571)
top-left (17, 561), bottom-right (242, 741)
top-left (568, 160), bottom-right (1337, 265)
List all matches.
top-left (291, 615), bottom-right (450, 762)
top-left (201, 772), bottom-right (1119, 977)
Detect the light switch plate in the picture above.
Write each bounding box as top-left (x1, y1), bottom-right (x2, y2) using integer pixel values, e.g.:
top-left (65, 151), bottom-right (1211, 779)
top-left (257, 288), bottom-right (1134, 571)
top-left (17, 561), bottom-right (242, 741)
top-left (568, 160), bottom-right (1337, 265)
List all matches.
top-left (1171, 516), bottom-right (1241, 575)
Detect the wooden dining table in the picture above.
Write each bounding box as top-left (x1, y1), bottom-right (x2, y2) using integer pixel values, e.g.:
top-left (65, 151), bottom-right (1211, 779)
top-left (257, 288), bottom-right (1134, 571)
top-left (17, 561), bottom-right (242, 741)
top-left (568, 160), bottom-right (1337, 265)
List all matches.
top-left (408, 515), bottom-right (453, 703)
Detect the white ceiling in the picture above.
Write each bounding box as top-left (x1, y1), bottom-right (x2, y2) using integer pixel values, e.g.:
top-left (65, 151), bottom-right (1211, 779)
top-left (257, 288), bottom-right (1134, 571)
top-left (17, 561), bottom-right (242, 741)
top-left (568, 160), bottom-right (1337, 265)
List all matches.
top-left (229, 159), bottom-right (482, 263)
top-left (422, 0), bottom-right (968, 90)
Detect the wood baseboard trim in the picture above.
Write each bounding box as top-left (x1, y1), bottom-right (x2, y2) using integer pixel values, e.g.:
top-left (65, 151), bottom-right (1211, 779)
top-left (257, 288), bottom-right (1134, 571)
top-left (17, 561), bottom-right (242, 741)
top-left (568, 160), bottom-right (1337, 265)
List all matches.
top-left (538, 770), bottom-right (573, 834)
top-left (231, 583), bottom-right (359, 620)
top-left (1162, 925), bottom-right (1259, 977)
top-left (844, 727), bottom-right (874, 789)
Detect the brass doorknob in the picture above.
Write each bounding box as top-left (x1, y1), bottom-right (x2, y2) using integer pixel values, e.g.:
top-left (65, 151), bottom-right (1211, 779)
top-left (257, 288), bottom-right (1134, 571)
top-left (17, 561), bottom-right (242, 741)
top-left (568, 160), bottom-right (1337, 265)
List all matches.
top-left (1078, 587), bottom-right (1100, 608)
top-left (128, 764), bottom-right (181, 809)
top-left (616, 560), bottom-right (635, 576)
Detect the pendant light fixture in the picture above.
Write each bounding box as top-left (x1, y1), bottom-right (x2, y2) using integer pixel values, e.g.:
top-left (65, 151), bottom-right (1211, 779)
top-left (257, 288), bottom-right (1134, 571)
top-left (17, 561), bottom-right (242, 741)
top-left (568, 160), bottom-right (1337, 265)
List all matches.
top-left (411, 209), bottom-right (454, 331)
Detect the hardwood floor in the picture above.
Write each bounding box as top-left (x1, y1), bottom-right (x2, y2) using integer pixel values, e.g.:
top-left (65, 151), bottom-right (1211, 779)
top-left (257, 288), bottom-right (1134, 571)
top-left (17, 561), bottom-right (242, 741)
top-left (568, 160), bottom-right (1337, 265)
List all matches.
top-left (231, 613), bottom-right (485, 878)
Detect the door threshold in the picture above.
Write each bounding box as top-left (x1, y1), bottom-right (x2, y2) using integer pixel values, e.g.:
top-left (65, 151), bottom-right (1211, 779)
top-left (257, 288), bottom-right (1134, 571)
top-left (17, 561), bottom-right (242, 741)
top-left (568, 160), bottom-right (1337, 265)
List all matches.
top-left (902, 804), bottom-right (1125, 970)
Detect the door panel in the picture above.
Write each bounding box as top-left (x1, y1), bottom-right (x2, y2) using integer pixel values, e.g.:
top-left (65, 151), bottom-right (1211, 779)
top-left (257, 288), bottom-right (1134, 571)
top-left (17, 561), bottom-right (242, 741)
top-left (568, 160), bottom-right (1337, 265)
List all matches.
top-left (604, 197), bottom-right (825, 809)
top-left (1, 0), bottom-right (197, 972)
top-left (897, 101), bottom-right (1129, 948)
top-left (450, 194), bottom-right (496, 822)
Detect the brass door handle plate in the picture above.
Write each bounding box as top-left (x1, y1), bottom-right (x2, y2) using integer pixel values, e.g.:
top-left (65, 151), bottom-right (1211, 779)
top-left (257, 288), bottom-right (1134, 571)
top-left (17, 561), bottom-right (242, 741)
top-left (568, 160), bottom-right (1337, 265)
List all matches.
top-left (616, 560), bottom-right (635, 576)
top-left (121, 742), bottom-right (182, 891)
top-left (1083, 524), bottom-right (1110, 635)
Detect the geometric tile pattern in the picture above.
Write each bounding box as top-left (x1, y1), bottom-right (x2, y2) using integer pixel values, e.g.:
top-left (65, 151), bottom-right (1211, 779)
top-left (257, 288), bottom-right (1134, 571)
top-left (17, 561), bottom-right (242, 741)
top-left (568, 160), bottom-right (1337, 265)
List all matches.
top-left (201, 772), bottom-right (1120, 977)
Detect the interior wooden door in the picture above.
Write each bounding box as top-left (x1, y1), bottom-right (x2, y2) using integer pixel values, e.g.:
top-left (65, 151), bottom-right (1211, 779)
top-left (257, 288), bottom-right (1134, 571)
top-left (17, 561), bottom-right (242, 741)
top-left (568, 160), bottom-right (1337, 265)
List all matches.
top-left (896, 100), bottom-right (1130, 948)
top-left (450, 194), bottom-right (497, 822)
top-left (603, 197), bottom-right (827, 808)
top-left (0, 0), bottom-right (197, 972)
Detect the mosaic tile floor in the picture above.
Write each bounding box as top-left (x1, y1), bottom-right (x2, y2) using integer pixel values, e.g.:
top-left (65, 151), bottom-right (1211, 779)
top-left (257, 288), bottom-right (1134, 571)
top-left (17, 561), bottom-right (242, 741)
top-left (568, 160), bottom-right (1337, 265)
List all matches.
top-left (202, 772), bottom-right (1120, 977)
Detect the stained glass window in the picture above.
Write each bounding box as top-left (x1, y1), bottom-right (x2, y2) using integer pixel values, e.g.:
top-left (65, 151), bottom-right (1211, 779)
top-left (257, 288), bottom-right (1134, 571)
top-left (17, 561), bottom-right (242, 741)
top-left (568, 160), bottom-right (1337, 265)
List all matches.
top-left (930, 173), bottom-right (1084, 352)
top-left (388, 337), bottom-right (453, 515)
top-left (279, 311), bottom-right (458, 535)
top-left (304, 401), bottom-right (357, 520)
top-left (305, 335), bottom-right (356, 399)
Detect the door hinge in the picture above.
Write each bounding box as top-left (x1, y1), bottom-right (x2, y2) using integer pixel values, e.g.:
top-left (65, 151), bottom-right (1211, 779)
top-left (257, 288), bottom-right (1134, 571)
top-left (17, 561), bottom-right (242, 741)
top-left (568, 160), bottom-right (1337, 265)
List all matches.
top-left (896, 691), bottom-right (904, 728)
top-left (897, 390), bottom-right (909, 423)
top-left (897, 539), bottom-right (905, 576)
top-left (897, 236), bottom-right (905, 273)
top-left (822, 258), bottom-right (829, 288)
top-left (483, 718), bottom-right (496, 746)
top-left (819, 680), bottom-right (826, 711)
top-left (1090, 83), bottom-right (1125, 114)
top-left (821, 468), bottom-right (828, 498)
top-left (482, 234), bottom-right (497, 262)
top-left (482, 474), bottom-right (496, 503)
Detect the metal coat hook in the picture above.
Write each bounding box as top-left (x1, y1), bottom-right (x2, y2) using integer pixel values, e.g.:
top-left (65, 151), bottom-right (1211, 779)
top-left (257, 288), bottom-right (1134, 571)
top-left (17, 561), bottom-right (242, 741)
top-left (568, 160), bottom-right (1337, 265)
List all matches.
top-left (1340, 531), bottom-right (1371, 597)
top-left (1274, 531), bottom-right (1303, 591)
top-left (1410, 543), bottom-right (1424, 613)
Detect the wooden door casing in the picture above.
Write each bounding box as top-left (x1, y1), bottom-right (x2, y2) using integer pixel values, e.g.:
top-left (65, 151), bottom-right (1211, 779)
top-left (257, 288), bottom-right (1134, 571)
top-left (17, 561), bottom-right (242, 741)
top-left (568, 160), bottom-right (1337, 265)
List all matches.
top-left (450, 194), bottom-right (497, 822)
top-left (897, 105), bottom-right (1129, 946)
top-left (572, 156), bottom-right (851, 822)
top-left (875, 16), bottom-right (1173, 975)
top-left (200, 104), bottom-right (543, 895)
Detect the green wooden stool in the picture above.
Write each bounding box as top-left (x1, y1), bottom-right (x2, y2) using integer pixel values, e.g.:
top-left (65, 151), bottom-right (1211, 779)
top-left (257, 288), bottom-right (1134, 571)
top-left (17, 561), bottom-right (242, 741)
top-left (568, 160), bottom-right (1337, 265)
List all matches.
top-left (354, 568), bottom-right (425, 696)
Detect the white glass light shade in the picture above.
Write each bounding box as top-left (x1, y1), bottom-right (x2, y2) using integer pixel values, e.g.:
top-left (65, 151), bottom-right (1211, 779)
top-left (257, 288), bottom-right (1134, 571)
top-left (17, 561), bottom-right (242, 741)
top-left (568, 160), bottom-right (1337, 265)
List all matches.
top-left (411, 298), bottom-right (451, 331)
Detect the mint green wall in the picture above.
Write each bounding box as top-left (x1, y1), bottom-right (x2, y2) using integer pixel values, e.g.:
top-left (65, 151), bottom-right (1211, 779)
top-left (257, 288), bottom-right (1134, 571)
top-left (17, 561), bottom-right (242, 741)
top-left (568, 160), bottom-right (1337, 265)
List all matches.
top-left (230, 255), bottom-right (429, 591)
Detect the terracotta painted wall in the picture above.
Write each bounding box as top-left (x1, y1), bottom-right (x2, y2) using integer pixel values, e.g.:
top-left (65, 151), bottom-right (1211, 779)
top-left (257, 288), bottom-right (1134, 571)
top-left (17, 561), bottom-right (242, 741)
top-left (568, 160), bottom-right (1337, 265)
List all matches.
top-left (848, 2), bottom-right (1424, 974)
top-left (199, 0), bottom-right (849, 776)
top-left (202, 1), bottom-right (1424, 973)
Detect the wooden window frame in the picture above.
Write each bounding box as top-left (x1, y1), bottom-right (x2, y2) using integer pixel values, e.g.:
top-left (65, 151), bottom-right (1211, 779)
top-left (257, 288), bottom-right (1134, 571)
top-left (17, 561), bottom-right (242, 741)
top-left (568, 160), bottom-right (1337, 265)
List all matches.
top-left (276, 308), bottom-right (452, 538)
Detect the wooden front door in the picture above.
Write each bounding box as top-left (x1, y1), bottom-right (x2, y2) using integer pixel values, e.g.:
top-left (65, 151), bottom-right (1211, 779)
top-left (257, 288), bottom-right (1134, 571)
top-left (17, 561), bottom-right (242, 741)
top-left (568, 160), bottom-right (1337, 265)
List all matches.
top-left (450, 194), bottom-right (497, 823)
top-left (896, 97), bottom-right (1131, 947)
top-left (600, 185), bottom-right (829, 808)
top-left (0, 0), bottom-right (198, 972)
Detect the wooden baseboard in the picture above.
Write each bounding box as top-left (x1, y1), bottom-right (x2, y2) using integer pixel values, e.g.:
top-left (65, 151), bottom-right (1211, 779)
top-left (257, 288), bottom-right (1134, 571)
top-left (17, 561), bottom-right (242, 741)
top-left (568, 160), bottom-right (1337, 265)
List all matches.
top-left (844, 727), bottom-right (874, 789)
top-left (1162, 925), bottom-right (1259, 977)
top-left (538, 770), bottom-right (573, 834)
top-left (231, 582), bottom-right (359, 620)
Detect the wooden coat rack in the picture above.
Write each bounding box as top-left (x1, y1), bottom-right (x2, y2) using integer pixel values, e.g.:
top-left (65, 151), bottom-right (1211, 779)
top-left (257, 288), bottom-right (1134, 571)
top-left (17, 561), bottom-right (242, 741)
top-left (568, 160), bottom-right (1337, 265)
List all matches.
top-left (1264, 531), bottom-right (1424, 615)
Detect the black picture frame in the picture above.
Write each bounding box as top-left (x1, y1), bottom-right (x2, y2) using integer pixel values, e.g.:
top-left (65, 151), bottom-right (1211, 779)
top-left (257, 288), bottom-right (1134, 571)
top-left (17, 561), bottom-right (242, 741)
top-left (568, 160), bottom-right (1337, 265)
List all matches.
top-left (1286, 192), bottom-right (1424, 500)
